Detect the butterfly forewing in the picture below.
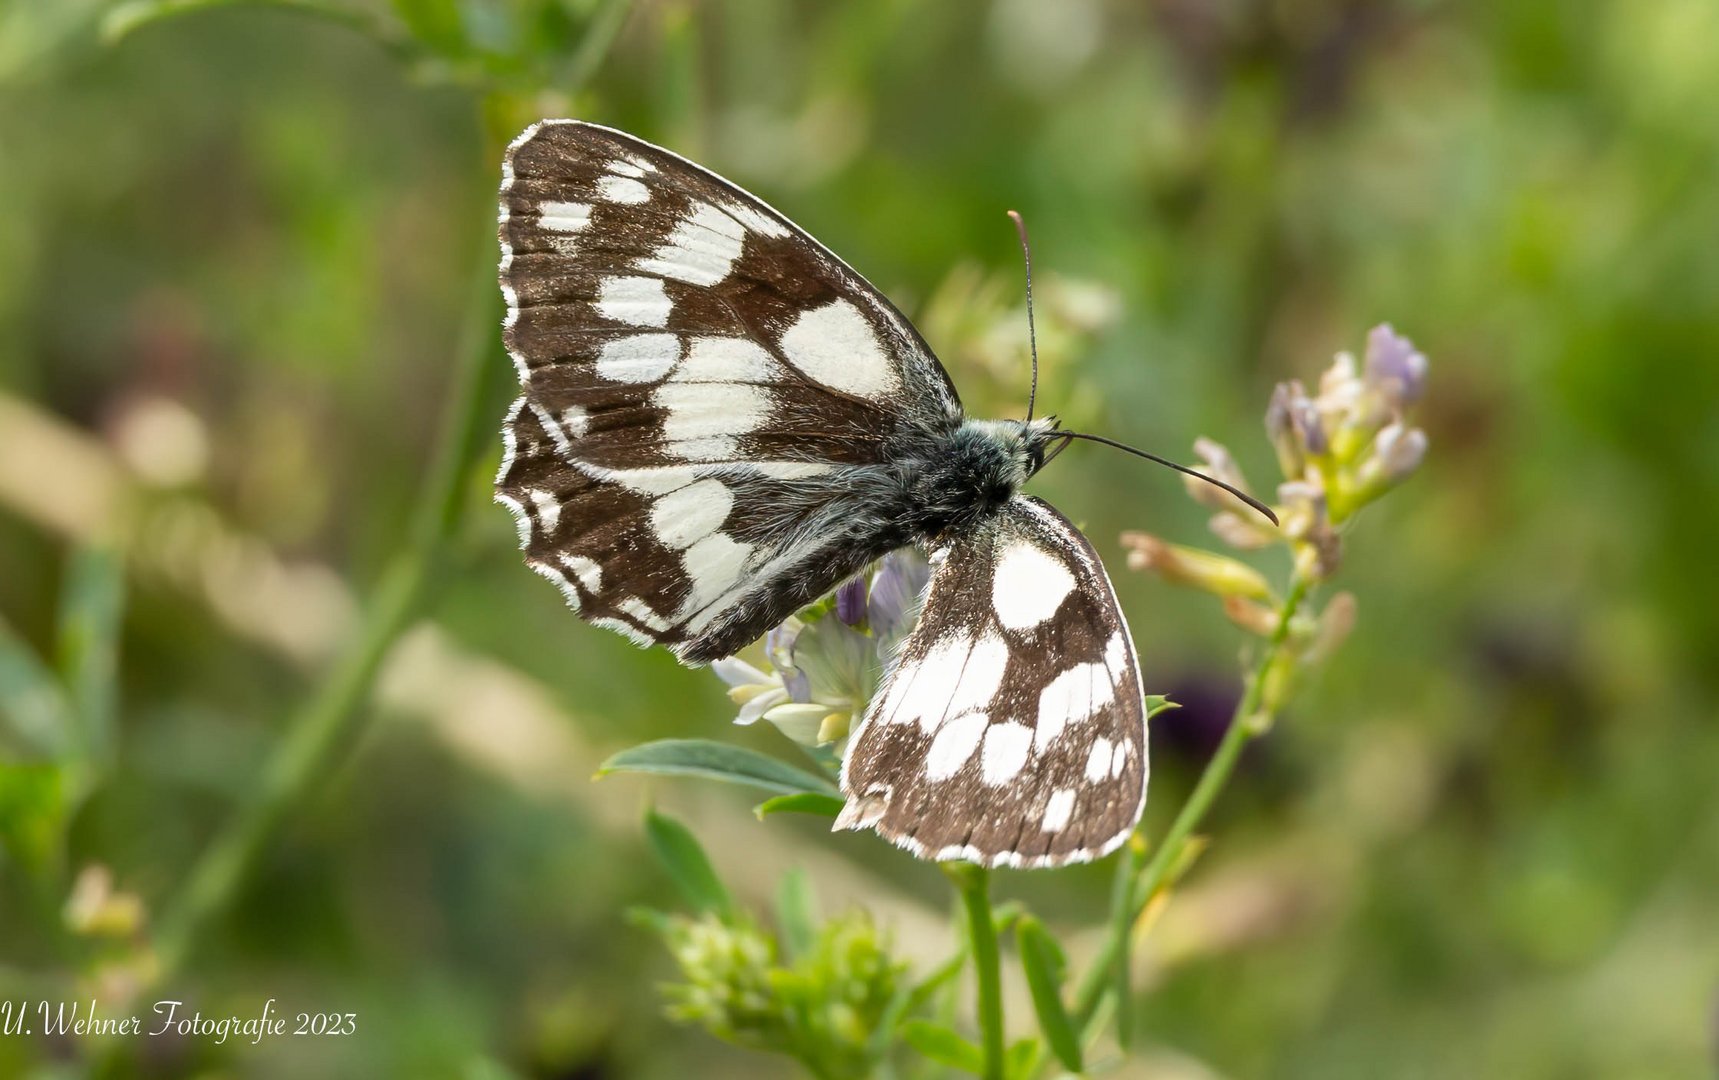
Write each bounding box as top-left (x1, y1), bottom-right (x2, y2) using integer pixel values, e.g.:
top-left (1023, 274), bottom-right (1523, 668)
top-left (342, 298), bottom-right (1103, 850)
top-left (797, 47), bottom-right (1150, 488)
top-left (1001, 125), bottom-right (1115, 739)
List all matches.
top-left (497, 120), bottom-right (960, 660)
top-left (838, 497), bottom-right (1148, 868)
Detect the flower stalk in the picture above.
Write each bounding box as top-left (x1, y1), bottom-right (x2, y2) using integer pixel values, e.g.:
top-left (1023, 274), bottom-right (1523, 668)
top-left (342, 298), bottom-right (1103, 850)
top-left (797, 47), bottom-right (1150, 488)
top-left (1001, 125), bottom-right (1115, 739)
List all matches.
top-left (1074, 324), bottom-right (1428, 1041)
top-left (948, 863), bottom-right (1006, 1080)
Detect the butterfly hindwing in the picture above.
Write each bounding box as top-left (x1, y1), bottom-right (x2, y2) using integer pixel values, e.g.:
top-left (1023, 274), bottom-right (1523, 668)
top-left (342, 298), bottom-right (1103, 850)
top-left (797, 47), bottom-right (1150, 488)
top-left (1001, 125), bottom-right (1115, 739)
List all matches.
top-left (497, 120), bottom-right (962, 661)
top-left (837, 497), bottom-right (1148, 868)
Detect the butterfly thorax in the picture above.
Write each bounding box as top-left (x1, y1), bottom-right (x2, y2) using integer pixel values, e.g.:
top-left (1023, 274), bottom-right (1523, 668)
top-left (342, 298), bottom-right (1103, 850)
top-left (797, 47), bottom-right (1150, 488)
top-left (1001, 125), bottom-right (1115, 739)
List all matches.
top-left (892, 416), bottom-right (1060, 542)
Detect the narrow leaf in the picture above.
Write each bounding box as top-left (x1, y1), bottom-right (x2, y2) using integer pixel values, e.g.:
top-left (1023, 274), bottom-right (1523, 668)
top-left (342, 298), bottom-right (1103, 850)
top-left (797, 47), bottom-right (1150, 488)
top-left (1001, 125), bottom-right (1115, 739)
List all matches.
top-left (1145, 694), bottom-right (1178, 720)
top-left (901, 1020), bottom-right (984, 1074)
top-left (0, 616), bottom-right (73, 757)
top-left (643, 808), bottom-right (731, 916)
top-left (754, 791), bottom-right (844, 819)
top-left (774, 868), bottom-right (816, 960)
top-left (1017, 917), bottom-right (1082, 1072)
top-left (599, 738), bottom-right (838, 796)
top-left (56, 546), bottom-right (123, 765)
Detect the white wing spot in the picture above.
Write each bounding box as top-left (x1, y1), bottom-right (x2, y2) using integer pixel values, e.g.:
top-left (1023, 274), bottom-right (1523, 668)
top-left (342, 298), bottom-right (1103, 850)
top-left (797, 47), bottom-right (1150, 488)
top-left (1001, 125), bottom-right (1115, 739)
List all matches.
top-left (681, 533), bottom-right (753, 616)
top-left (723, 200), bottom-right (790, 238)
top-left (1036, 659), bottom-right (1115, 749)
top-left (993, 543), bottom-right (1076, 630)
top-left (618, 597), bottom-right (671, 631)
top-left (1105, 630), bottom-right (1127, 674)
top-left (779, 298), bottom-right (899, 399)
top-left (981, 722), bottom-right (1033, 785)
top-left (1110, 739), bottom-right (1130, 779)
top-left (654, 382), bottom-right (769, 445)
top-left (527, 488), bottom-right (560, 534)
top-left (898, 632), bottom-right (1007, 736)
top-left (672, 336), bottom-right (781, 382)
top-left (537, 201), bottom-right (591, 233)
top-left (926, 712), bottom-right (989, 780)
top-left (606, 159), bottom-right (647, 178)
top-left (637, 205), bottom-right (746, 287)
top-left (591, 465), bottom-right (699, 496)
top-left (596, 333), bottom-right (681, 382)
top-left (1085, 737), bottom-right (1114, 783)
top-left (650, 479), bottom-right (733, 550)
top-left (559, 554), bottom-right (602, 590)
top-left (560, 405), bottom-right (589, 439)
top-left (670, 436), bottom-right (739, 461)
top-left (595, 276), bottom-right (672, 327)
top-left (597, 175), bottom-right (649, 204)
top-left (1041, 788), bottom-right (1076, 833)
top-left (754, 462), bottom-right (833, 480)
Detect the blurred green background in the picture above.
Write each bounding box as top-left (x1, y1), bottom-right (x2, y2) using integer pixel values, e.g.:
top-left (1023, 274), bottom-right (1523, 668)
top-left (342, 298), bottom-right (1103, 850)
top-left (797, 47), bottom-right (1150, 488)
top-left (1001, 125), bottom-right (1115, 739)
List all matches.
top-left (2, 0), bottom-right (1716, 1076)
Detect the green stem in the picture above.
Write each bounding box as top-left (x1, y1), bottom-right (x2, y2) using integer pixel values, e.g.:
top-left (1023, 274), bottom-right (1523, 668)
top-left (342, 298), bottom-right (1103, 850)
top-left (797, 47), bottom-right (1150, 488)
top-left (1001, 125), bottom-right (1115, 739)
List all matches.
top-left (151, 185), bottom-right (502, 980)
top-left (1074, 574), bottom-right (1313, 1035)
top-left (951, 865), bottom-right (1006, 1080)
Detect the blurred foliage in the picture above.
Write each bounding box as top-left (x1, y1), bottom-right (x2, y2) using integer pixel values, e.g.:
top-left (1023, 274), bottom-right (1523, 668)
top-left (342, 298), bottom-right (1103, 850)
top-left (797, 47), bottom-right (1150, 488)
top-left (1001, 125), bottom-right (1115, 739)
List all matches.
top-left (1, 0), bottom-right (1717, 1077)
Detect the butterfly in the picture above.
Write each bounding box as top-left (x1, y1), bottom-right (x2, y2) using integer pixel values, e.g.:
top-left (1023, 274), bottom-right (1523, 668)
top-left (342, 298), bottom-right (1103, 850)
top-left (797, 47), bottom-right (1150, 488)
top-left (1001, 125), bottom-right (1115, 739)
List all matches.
top-left (495, 121), bottom-right (1247, 868)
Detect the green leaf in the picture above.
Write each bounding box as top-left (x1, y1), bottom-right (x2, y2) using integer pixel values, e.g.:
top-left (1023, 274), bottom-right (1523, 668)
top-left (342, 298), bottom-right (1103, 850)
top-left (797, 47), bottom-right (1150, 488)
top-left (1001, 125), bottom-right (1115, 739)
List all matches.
top-left (0, 616), bottom-right (72, 757)
top-left (754, 791), bottom-right (845, 819)
top-left (643, 808), bottom-right (731, 916)
top-left (1017, 917), bottom-right (1082, 1073)
top-left (1145, 694), bottom-right (1178, 720)
top-left (900, 1020), bottom-right (984, 1074)
top-left (56, 546), bottom-right (123, 767)
top-left (598, 739), bottom-right (838, 796)
top-left (0, 762), bottom-right (66, 873)
top-left (774, 867), bottom-right (817, 960)
top-left (1005, 1037), bottom-right (1042, 1080)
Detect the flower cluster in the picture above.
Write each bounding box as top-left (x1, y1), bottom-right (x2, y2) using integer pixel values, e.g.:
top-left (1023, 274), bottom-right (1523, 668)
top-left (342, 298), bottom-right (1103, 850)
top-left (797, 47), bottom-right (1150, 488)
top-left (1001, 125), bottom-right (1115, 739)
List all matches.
top-left (651, 909), bottom-right (907, 1080)
top-left (712, 551), bottom-right (929, 752)
top-left (1122, 324), bottom-right (1428, 717)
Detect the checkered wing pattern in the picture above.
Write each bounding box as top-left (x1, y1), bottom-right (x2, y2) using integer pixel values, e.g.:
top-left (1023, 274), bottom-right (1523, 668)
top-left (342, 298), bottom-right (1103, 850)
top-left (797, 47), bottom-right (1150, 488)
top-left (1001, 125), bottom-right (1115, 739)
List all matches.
top-left (496, 120), bottom-right (961, 662)
top-left (837, 497), bottom-right (1148, 868)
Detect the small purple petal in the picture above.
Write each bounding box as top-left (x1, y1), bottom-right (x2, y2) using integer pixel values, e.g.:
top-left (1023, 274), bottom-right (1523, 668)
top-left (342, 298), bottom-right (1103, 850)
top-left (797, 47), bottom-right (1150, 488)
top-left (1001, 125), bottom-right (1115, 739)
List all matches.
top-left (782, 667), bottom-right (812, 703)
top-left (1292, 398), bottom-right (1328, 455)
top-left (1364, 323), bottom-right (1427, 407)
top-left (868, 550), bottom-right (931, 641)
top-left (834, 576), bottom-right (868, 626)
top-left (765, 621), bottom-right (801, 670)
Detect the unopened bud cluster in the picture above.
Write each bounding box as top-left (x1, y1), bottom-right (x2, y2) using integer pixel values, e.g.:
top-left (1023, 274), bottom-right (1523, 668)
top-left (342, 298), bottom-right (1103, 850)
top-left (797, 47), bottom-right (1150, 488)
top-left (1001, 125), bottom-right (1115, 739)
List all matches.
top-left (651, 909), bottom-right (906, 1080)
top-left (1123, 324), bottom-right (1428, 714)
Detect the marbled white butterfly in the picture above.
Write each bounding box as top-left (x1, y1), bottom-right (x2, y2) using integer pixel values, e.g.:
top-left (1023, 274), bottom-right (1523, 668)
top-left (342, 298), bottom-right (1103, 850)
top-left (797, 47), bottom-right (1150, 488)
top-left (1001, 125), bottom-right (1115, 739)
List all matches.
top-left (495, 121), bottom-right (1271, 868)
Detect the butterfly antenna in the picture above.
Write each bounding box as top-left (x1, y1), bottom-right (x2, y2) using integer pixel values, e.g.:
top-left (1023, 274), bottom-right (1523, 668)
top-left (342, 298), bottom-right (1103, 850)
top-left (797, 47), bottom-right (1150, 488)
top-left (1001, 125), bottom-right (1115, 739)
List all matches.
top-left (1007, 210), bottom-right (1040, 423)
top-left (1058, 430), bottom-right (1280, 526)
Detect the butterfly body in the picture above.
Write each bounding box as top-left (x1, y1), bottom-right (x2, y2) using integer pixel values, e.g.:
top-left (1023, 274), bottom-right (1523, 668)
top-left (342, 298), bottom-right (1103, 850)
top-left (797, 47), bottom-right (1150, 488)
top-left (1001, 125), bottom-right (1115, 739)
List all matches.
top-left (497, 120), bottom-right (1147, 867)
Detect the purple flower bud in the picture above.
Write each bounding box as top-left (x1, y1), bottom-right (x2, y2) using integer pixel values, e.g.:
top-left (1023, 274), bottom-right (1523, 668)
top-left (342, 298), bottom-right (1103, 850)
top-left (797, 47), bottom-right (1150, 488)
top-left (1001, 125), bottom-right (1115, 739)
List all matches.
top-left (834, 576), bottom-right (868, 626)
top-left (1292, 398), bottom-right (1328, 456)
top-left (1265, 382), bottom-right (1305, 478)
top-left (1364, 323), bottom-right (1427, 409)
top-left (764, 622), bottom-right (812, 702)
top-left (867, 550), bottom-right (930, 642)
